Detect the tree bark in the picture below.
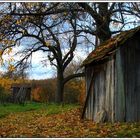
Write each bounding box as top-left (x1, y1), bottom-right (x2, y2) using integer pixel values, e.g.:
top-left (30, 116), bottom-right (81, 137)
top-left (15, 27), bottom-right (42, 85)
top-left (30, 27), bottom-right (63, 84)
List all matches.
top-left (55, 68), bottom-right (64, 103)
top-left (96, 3), bottom-right (111, 44)
top-left (55, 68), bottom-right (85, 103)
top-left (78, 3), bottom-right (111, 45)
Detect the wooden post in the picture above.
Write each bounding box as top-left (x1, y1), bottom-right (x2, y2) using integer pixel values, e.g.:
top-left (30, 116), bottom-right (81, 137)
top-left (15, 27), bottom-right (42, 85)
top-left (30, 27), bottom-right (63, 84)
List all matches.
top-left (81, 70), bottom-right (94, 119)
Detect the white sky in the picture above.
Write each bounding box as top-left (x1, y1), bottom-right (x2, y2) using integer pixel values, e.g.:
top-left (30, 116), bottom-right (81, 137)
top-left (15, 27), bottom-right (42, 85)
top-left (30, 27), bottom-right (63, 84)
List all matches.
top-left (0, 45), bottom-right (88, 80)
top-left (28, 48), bottom-right (88, 79)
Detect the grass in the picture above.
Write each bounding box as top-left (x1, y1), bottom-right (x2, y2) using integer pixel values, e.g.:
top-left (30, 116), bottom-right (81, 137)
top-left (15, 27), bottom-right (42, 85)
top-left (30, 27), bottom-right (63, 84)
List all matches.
top-left (44, 103), bottom-right (79, 115)
top-left (0, 102), bottom-right (79, 118)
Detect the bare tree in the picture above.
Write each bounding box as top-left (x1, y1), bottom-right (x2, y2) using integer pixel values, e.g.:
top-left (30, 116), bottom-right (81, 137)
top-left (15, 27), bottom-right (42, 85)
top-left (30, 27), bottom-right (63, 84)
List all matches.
top-left (77, 2), bottom-right (140, 45)
top-left (0, 3), bottom-right (84, 103)
top-left (0, 2), bottom-right (140, 103)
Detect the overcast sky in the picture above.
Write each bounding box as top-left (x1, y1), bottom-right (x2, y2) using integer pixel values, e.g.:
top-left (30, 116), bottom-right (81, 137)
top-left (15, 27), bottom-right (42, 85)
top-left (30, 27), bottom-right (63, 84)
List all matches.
top-left (29, 47), bottom-right (88, 79)
top-left (0, 44), bottom-right (88, 80)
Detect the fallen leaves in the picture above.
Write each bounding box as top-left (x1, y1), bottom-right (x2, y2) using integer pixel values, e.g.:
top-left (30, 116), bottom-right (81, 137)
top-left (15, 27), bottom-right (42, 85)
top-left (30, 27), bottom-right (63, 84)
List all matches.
top-left (0, 108), bottom-right (139, 138)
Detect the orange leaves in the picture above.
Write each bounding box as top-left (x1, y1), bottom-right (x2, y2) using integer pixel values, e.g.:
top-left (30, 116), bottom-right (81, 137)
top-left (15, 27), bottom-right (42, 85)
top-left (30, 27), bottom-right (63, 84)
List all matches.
top-left (31, 86), bottom-right (48, 102)
top-left (0, 40), bottom-right (15, 69)
top-left (31, 87), bottom-right (43, 102)
top-left (16, 17), bottom-right (29, 25)
top-left (0, 106), bottom-right (139, 138)
top-left (16, 19), bottom-right (22, 25)
top-left (0, 78), bottom-right (14, 91)
top-left (8, 64), bottom-right (15, 72)
top-left (0, 77), bottom-right (26, 92)
top-left (1, 40), bottom-right (15, 47)
top-left (45, 41), bottom-right (51, 46)
top-left (64, 79), bottom-right (85, 104)
top-left (78, 80), bottom-right (86, 105)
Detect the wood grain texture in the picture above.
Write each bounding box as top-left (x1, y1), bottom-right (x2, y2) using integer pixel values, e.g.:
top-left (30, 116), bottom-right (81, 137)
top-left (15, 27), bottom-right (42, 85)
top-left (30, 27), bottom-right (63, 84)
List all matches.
top-left (84, 33), bottom-right (140, 122)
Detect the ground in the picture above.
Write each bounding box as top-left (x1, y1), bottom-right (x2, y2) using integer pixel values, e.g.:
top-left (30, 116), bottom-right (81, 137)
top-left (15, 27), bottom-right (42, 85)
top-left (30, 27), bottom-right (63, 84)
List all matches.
top-left (0, 103), bottom-right (139, 138)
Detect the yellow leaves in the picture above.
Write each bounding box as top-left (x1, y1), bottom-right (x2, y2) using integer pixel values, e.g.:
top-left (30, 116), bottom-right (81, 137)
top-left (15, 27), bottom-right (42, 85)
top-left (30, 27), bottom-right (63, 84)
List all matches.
top-left (0, 41), bottom-right (15, 59)
top-left (1, 15), bottom-right (11, 23)
top-left (0, 52), bottom-right (4, 66)
top-left (0, 106), bottom-right (139, 138)
top-left (25, 3), bottom-right (39, 9)
top-left (45, 41), bottom-right (51, 46)
top-left (31, 87), bottom-right (43, 102)
top-left (0, 46), bottom-right (15, 68)
top-left (0, 76), bottom-right (27, 91)
top-left (64, 12), bottom-right (68, 16)
top-left (16, 20), bottom-right (22, 25)
top-left (16, 17), bottom-right (29, 25)
top-left (64, 79), bottom-right (85, 104)
top-left (1, 40), bottom-right (15, 46)
top-left (6, 48), bottom-right (12, 55)
top-left (0, 77), bottom-right (14, 91)
top-left (0, 50), bottom-right (3, 56)
top-left (8, 64), bottom-right (15, 72)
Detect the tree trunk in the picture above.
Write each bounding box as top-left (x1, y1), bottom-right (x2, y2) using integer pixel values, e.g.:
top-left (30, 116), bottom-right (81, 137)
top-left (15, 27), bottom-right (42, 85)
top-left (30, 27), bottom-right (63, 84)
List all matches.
top-left (96, 22), bottom-right (111, 44)
top-left (96, 3), bottom-right (111, 44)
top-left (55, 69), bottom-right (64, 103)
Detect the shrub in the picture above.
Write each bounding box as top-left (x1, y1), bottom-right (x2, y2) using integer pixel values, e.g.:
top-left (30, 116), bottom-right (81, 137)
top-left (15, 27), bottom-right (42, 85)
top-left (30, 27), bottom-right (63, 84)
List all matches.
top-left (31, 79), bottom-right (56, 103)
top-left (31, 78), bottom-right (85, 104)
top-left (64, 79), bottom-right (85, 104)
top-left (0, 85), bottom-right (10, 105)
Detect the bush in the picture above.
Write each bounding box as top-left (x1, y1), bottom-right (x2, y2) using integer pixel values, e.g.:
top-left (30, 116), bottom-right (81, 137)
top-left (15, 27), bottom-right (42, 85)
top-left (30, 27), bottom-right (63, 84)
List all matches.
top-left (31, 86), bottom-right (48, 102)
top-left (64, 79), bottom-right (85, 104)
top-left (31, 78), bottom-right (85, 104)
top-left (0, 85), bottom-right (11, 105)
top-left (31, 79), bottom-right (56, 103)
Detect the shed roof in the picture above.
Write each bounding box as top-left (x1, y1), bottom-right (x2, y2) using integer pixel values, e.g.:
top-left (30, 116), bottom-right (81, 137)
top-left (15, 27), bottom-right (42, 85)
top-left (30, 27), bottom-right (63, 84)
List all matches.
top-left (82, 26), bottom-right (140, 66)
top-left (11, 83), bottom-right (31, 88)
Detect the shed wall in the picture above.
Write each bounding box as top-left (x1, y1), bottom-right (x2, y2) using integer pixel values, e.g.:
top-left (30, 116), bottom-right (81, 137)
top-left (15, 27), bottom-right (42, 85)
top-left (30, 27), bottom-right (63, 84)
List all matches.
top-left (122, 36), bottom-right (140, 121)
top-left (85, 56), bottom-right (115, 122)
top-left (85, 34), bottom-right (140, 122)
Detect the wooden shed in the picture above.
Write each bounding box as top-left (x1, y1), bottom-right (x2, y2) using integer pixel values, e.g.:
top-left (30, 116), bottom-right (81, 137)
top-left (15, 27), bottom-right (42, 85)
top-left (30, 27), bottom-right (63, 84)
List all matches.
top-left (11, 84), bottom-right (31, 103)
top-left (82, 26), bottom-right (140, 122)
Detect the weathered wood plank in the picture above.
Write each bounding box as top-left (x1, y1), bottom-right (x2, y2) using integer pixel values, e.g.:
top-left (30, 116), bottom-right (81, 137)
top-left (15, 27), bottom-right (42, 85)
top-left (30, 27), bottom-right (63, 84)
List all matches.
top-left (84, 33), bottom-right (140, 122)
top-left (123, 38), bottom-right (137, 122)
top-left (115, 48), bottom-right (125, 122)
top-left (134, 39), bottom-right (140, 121)
top-left (110, 57), bottom-right (115, 122)
top-left (82, 66), bottom-right (94, 119)
top-left (105, 59), bottom-right (111, 121)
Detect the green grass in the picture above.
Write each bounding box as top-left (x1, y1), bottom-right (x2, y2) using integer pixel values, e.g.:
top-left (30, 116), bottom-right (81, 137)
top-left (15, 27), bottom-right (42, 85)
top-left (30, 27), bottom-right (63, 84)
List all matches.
top-left (0, 102), bottom-right (79, 118)
top-left (44, 103), bottom-right (79, 115)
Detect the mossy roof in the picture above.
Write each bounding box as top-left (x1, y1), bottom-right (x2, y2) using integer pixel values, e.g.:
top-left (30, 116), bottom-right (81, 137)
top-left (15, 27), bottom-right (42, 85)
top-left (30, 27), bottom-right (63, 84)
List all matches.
top-left (82, 26), bottom-right (140, 66)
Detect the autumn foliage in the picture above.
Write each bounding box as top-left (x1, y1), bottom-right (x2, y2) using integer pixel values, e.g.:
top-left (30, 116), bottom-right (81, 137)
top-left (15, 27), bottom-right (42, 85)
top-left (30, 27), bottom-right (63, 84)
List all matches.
top-left (30, 78), bottom-right (85, 104)
top-left (0, 65), bottom-right (85, 104)
top-left (0, 105), bottom-right (139, 138)
top-left (64, 79), bottom-right (85, 104)
top-left (31, 79), bottom-right (56, 103)
top-left (0, 73), bottom-right (30, 104)
top-left (31, 86), bottom-right (48, 102)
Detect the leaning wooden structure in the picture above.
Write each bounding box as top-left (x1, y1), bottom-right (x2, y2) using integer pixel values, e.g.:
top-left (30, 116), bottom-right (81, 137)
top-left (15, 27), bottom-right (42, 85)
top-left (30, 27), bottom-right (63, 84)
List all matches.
top-left (11, 84), bottom-right (31, 104)
top-left (82, 26), bottom-right (140, 122)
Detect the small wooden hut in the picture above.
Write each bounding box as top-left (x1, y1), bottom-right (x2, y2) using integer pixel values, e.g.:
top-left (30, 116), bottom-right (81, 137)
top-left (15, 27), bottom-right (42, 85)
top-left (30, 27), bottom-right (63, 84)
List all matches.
top-left (82, 26), bottom-right (140, 122)
top-left (11, 83), bottom-right (31, 103)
